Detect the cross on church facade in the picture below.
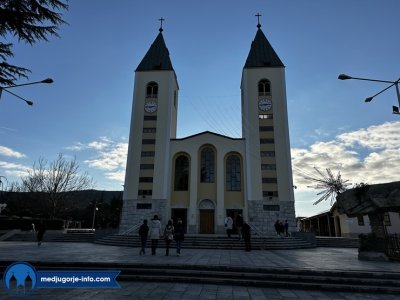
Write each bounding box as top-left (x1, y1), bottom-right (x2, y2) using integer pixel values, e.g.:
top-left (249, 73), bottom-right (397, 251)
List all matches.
top-left (159, 17), bottom-right (165, 32)
top-left (255, 13), bottom-right (262, 28)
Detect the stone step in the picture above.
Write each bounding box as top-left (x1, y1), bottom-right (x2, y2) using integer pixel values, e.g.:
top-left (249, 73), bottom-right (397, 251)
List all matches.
top-left (4, 232), bottom-right (94, 243)
top-left (94, 234), bottom-right (315, 249)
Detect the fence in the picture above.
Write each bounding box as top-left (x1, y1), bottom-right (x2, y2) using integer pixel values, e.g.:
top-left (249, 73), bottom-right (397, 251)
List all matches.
top-left (385, 233), bottom-right (400, 260)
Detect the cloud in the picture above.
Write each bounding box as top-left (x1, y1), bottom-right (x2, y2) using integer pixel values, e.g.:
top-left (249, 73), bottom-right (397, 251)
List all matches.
top-left (0, 146), bottom-right (26, 158)
top-left (105, 170), bottom-right (126, 182)
top-left (338, 121), bottom-right (400, 150)
top-left (66, 137), bottom-right (112, 152)
top-left (83, 140), bottom-right (128, 182)
top-left (0, 161), bottom-right (29, 178)
top-left (292, 121), bottom-right (400, 191)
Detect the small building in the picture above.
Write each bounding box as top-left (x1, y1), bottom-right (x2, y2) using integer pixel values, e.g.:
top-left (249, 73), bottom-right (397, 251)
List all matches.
top-left (299, 203), bottom-right (400, 238)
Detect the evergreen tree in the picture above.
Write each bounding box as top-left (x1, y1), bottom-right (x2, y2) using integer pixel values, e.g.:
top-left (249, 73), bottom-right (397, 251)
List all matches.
top-left (0, 0), bottom-right (68, 86)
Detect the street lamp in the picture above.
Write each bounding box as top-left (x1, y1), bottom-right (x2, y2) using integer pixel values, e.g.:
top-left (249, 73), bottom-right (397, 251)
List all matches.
top-left (338, 74), bottom-right (400, 114)
top-left (0, 78), bottom-right (53, 106)
top-left (91, 204), bottom-right (98, 230)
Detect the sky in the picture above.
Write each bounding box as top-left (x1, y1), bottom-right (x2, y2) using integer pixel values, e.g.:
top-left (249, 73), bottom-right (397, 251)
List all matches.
top-left (0, 0), bottom-right (399, 217)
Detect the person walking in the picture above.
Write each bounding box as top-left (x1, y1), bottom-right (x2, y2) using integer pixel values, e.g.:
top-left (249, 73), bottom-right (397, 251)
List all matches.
top-left (149, 215), bottom-right (162, 255)
top-left (36, 220), bottom-right (46, 246)
top-left (242, 221), bottom-right (251, 252)
top-left (138, 219), bottom-right (149, 255)
top-left (279, 221), bottom-right (284, 238)
top-left (284, 220), bottom-right (290, 237)
top-left (274, 220), bottom-right (280, 237)
top-left (174, 218), bottom-right (185, 256)
top-left (164, 220), bottom-right (174, 256)
top-left (235, 214), bottom-right (244, 240)
top-left (225, 215), bottom-right (233, 238)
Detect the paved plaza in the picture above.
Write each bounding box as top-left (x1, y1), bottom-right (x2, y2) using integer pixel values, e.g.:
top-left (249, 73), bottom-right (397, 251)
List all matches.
top-left (0, 241), bottom-right (399, 299)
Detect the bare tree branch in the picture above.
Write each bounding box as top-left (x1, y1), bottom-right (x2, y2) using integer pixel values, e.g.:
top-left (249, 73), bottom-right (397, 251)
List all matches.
top-left (16, 153), bottom-right (94, 219)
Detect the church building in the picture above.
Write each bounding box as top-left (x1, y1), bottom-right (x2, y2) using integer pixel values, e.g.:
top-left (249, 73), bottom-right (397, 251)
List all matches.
top-left (119, 18), bottom-right (296, 235)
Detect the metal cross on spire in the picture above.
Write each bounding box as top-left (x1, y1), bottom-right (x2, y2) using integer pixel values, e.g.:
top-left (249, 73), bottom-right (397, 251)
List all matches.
top-left (158, 17), bottom-right (165, 32)
top-left (255, 13), bottom-right (262, 28)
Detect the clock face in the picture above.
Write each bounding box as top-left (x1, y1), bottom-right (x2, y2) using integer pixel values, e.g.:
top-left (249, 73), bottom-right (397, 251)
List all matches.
top-left (144, 101), bottom-right (157, 113)
top-left (258, 99), bottom-right (272, 111)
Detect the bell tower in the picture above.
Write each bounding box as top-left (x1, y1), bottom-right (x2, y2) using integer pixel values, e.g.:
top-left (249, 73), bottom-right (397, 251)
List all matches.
top-left (241, 15), bottom-right (295, 233)
top-left (120, 22), bottom-right (179, 232)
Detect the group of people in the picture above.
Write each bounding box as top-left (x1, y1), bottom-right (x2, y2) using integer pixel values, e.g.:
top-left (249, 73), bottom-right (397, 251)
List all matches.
top-left (274, 220), bottom-right (290, 237)
top-left (225, 214), bottom-right (252, 252)
top-left (138, 215), bottom-right (185, 256)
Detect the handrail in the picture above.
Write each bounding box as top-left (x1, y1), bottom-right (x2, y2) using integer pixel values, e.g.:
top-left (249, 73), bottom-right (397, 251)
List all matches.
top-left (248, 223), bottom-right (269, 250)
top-left (120, 223), bottom-right (141, 235)
top-left (249, 223), bottom-right (267, 236)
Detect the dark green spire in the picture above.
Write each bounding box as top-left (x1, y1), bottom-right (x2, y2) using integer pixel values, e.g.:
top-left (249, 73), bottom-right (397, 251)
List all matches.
top-left (136, 32), bottom-right (174, 71)
top-left (244, 28), bottom-right (284, 68)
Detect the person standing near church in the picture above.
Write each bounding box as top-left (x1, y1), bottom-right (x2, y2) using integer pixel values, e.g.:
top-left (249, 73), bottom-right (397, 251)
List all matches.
top-left (284, 220), bottom-right (289, 237)
top-left (174, 218), bottom-right (185, 256)
top-left (138, 219), bottom-right (149, 255)
top-left (149, 215), bottom-right (162, 255)
top-left (235, 214), bottom-right (244, 240)
top-left (225, 215), bottom-right (233, 238)
top-left (164, 220), bottom-right (174, 256)
top-left (242, 221), bottom-right (251, 252)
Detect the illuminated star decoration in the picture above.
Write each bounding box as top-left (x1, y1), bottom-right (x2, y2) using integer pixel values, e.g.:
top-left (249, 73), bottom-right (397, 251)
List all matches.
top-left (301, 167), bottom-right (351, 205)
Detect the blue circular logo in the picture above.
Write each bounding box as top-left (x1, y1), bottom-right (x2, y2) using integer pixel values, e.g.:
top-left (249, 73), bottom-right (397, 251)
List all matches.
top-left (3, 261), bottom-right (37, 297)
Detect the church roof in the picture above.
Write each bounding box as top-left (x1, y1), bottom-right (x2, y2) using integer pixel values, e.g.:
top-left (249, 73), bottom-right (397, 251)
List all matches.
top-left (244, 28), bottom-right (284, 68)
top-left (171, 131), bottom-right (244, 141)
top-left (136, 32), bottom-right (174, 71)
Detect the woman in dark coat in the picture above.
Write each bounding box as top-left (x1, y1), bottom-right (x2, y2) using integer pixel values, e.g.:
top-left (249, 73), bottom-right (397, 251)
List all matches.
top-left (174, 218), bottom-right (185, 256)
top-left (164, 220), bottom-right (174, 256)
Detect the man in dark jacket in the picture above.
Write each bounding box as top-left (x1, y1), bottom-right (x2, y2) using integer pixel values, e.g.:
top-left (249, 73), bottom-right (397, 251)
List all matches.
top-left (138, 219), bottom-right (149, 255)
top-left (235, 214), bottom-right (244, 240)
top-left (242, 222), bottom-right (251, 252)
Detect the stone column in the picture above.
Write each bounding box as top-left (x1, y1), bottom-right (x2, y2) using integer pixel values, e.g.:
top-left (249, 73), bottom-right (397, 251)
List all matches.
top-left (368, 212), bottom-right (386, 238)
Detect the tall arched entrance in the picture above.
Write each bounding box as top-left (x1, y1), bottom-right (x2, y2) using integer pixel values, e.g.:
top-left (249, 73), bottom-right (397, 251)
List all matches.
top-left (199, 199), bottom-right (215, 234)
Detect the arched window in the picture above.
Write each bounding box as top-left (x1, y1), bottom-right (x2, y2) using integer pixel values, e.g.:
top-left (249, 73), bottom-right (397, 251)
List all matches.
top-left (226, 155), bottom-right (241, 191)
top-left (146, 82), bottom-right (158, 98)
top-left (200, 147), bottom-right (215, 183)
top-left (258, 79), bottom-right (271, 96)
top-left (174, 155), bottom-right (189, 191)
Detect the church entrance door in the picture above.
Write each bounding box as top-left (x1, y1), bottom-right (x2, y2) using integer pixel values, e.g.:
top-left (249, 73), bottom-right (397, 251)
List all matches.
top-left (200, 209), bottom-right (214, 234)
top-left (199, 199), bottom-right (215, 234)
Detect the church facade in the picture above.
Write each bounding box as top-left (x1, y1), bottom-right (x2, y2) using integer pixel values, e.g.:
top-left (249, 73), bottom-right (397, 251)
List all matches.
top-left (119, 22), bottom-right (296, 235)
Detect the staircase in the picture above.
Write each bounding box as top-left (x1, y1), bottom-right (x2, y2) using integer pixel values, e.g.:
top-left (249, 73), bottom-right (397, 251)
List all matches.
top-left (95, 234), bottom-right (315, 250)
top-left (1, 260), bottom-right (398, 294)
top-left (3, 230), bottom-right (94, 243)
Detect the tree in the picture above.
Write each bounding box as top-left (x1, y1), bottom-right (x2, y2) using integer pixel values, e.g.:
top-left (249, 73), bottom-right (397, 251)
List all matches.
top-left (0, 0), bottom-right (68, 86)
top-left (14, 153), bottom-right (94, 219)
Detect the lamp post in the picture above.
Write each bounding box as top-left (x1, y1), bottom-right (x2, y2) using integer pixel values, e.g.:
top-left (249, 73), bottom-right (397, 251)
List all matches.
top-left (91, 203), bottom-right (98, 230)
top-left (338, 74), bottom-right (400, 114)
top-left (0, 78), bottom-right (53, 106)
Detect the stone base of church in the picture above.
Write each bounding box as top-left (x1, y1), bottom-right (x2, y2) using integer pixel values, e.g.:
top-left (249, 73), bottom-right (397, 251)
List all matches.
top-left (119, 199), bottom-right (167, 234)
top-left (119, 199), bottom-right (296, 236)
top-left (247, 200), bottom-right (296, 235)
